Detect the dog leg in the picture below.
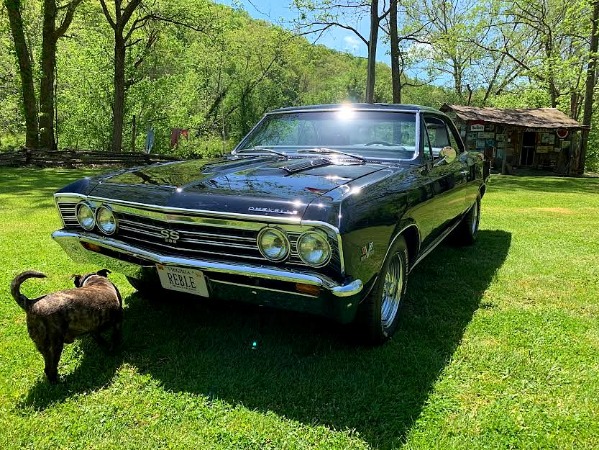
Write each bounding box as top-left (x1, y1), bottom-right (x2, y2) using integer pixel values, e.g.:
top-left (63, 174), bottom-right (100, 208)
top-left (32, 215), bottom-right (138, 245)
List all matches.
top-left (91, 332), bottom-right (110, 350)
top-left (42, 339), bottom-right (64, 384)
top-left (110, 320), bottom-right (123, 351)
top-left (110, 310), bottom-right (124, 351)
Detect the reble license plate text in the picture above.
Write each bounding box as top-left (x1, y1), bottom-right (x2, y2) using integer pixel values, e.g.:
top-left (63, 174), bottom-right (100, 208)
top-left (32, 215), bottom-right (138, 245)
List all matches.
top-left (156, 265), bottom-right (209, 297)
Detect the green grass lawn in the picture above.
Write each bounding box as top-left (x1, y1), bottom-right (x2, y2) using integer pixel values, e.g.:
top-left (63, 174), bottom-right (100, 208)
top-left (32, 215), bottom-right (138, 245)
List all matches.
top-left (1, 168), bottom-right (597, 449)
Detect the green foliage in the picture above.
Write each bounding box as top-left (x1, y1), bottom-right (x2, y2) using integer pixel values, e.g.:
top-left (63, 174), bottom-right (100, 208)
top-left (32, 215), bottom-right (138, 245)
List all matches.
top-left (587, 114), bottom-right (599, 172)
top-left (1, 0), bottom-right (597, 170)
top-left (0, 0), bottom-right (391, 153)
top-left (171, 134), bottom-right (232, 159)
top-left (0, 4), bottom-right (22, 146)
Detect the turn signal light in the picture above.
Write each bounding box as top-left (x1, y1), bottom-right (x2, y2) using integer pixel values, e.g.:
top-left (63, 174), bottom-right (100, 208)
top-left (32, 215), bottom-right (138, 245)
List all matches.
top-left (295, 283), bottom-right (321, 296)
top-left (82, 242), bottom-right (102, 253)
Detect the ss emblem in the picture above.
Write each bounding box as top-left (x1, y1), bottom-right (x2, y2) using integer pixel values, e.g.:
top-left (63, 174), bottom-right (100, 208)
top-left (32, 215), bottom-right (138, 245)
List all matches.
top-left (160, 229), bottom-right (180, 243)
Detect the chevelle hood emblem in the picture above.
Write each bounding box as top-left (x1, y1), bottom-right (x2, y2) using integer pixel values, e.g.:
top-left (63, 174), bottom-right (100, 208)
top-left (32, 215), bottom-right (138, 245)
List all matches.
top-left (248, 206), bottom-right (298, 215)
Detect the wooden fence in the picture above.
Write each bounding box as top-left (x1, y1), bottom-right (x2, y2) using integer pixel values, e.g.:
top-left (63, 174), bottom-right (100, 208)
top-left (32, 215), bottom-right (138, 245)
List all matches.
top-left (0, 149), bottom-right (179, 168)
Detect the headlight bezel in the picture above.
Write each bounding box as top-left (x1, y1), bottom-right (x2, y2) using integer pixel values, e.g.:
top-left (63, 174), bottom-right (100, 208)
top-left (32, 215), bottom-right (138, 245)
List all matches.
top-left (95, 205), bottom-right (118, 235)
top-left (76, 202), bottom-right (96, 231)
top-left (297, 230), bottom-right (332, 267)
top-left (257, 227), bottom-right (290, 262)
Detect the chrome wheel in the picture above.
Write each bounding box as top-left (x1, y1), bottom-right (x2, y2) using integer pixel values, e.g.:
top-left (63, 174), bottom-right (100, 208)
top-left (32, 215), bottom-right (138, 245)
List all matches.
top-left (380, 252), bottom-right (404, 328)
top-left (355, 235), bottom-right (408, 344)
top-left (470, 200), bottom-right (480, 236)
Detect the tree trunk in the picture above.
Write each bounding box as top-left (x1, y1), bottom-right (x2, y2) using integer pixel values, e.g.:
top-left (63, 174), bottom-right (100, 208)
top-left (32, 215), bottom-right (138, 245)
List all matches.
top-left (112, 34), bottom-right (126, 152)
top-left (39, 0), bottom-right (57, 149)
top-left (389, 0), bottom-right (401, 103)
top-left (573, 0), bottom-right (599, 175)
top-left (100, 0), bottom-right (143, 152)
top-left (4, 0), bottom-right (39, 148)
top-left (365, 0), bottom-right (379, 103)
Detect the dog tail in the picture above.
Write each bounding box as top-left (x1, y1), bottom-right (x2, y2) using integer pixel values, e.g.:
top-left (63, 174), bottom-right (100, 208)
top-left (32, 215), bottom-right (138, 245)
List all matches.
top-left (10, 271), bottom-right (47, 311)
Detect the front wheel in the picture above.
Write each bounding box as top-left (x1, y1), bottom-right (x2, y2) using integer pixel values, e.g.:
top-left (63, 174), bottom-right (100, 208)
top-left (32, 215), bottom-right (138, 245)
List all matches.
top-left (354, 235), bottom-right (408, 344)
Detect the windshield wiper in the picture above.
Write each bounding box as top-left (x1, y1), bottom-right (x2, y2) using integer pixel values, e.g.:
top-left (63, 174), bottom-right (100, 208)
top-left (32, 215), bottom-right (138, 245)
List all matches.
top-left (235, 146), bottom-right (288, 158)
top-left (297, 147), bottom-right (366, 164)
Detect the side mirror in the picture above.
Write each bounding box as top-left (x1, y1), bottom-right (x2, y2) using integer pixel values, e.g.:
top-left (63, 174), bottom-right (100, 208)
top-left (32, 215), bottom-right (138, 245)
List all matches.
top-left (439, 146), bottom-right (457, 164)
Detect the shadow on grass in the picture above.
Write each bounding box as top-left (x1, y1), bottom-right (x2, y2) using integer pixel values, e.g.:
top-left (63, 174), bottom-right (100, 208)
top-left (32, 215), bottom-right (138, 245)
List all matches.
top-left (19, 230), bottom-right (511, 448)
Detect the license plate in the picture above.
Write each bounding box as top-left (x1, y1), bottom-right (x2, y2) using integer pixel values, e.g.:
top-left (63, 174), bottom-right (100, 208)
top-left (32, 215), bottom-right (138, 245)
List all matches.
top-left (156, 265), bottom-right (209, 297)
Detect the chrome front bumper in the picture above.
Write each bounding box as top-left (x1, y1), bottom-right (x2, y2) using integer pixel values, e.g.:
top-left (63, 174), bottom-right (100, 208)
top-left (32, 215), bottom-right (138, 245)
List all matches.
top-left (51, 230), bottom-right (363, 298)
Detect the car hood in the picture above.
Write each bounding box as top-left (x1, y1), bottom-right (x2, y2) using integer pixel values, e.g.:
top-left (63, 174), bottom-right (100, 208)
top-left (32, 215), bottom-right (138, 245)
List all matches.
top-left (88, 156), bottom-right (387, 218)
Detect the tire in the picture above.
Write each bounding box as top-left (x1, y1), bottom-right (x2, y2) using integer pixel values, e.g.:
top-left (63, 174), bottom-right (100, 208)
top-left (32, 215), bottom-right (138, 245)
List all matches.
top-left (355, 235), bottom-right (408, 345)
top-left (452, 194), bottom-right (481, 246)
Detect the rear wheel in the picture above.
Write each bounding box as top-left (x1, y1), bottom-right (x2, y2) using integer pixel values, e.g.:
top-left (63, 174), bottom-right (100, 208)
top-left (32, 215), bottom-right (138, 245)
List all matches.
top-left (452, 194), bottom-right (481, 245)
top-left (355, 235), bottom-right (408, 344)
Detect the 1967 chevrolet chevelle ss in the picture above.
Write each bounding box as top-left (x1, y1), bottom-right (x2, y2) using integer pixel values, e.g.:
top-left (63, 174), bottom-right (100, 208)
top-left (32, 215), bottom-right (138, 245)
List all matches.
top-left (52, 104), bottom-right (488, 343)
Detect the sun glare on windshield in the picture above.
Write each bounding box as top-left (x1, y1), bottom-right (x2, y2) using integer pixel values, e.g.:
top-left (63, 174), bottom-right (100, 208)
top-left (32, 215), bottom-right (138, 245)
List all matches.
top-left (336, 103), bottom-right (356, 121)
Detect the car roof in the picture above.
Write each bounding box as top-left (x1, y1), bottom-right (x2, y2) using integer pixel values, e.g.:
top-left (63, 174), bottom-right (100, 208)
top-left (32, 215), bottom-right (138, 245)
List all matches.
top-left (268, 103), bottom-right (442, 114)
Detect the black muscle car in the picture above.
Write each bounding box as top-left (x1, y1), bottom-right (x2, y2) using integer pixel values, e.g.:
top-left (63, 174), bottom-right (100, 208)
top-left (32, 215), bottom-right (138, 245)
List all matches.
top-left (52, 104), bottom-right (488, 343)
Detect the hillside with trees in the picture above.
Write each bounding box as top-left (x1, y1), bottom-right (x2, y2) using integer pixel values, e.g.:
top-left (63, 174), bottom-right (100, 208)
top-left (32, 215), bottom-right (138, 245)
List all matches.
top-left (1, 0), bottom-right (597, 170)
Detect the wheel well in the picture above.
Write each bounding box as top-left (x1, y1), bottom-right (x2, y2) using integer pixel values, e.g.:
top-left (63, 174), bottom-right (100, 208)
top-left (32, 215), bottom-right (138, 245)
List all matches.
top-left (400, 225), bottom-right (420, 270)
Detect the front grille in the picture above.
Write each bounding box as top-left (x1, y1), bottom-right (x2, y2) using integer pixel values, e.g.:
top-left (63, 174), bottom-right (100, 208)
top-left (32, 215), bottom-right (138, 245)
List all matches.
top-left (57, 203), bottom-right (79, 228)
top-left (116, 212), bottom-right (264, 261)
top-left (56, 199), bottom-right (342, 274)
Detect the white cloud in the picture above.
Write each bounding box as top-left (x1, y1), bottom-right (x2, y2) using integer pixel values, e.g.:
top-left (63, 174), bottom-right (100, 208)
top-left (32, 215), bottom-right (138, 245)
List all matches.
top-left (406, 41), bottom-right (434, 58)
top-left (343, 35), bottom-right (361, 53)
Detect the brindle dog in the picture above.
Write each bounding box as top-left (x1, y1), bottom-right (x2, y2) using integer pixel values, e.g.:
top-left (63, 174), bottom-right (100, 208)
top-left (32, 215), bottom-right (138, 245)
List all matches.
top-left (10, 269), bottom-right (122, 383)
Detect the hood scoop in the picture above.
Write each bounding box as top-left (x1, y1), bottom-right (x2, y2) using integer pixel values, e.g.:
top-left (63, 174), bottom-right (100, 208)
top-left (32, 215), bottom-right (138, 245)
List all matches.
top-left (282, 158), bottom-right (332, 174)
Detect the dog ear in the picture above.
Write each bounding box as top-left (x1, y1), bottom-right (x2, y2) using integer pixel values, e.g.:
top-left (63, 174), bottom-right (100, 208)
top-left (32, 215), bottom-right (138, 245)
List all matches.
top-left (72, 274), bottom-right (83, 287)
top-left (96, 269), bottom-right (111, 278)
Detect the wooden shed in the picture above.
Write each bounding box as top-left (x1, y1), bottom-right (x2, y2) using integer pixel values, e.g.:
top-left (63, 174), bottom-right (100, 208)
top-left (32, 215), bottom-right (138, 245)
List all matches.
top-left (440, 104), bottom-right (584, 173)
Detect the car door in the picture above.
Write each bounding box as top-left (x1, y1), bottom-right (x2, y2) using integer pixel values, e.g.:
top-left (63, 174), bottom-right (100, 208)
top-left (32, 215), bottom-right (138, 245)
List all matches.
top-left (417, 114), bottom-right (470, 247)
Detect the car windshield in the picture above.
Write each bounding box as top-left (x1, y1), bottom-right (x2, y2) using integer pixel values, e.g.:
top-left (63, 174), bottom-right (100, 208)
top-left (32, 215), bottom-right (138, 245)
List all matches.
top-left (235, 109), bottom-right (418, 161)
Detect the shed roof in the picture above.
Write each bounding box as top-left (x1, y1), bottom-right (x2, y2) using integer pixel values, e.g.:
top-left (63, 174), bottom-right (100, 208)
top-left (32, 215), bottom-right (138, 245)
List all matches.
top-left (441, 104), bottom-right (583, 129)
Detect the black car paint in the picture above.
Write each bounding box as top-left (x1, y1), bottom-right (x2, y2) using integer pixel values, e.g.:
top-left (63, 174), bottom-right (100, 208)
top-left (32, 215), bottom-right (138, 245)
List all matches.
top-left (53, 104), bottom-right (487, 326)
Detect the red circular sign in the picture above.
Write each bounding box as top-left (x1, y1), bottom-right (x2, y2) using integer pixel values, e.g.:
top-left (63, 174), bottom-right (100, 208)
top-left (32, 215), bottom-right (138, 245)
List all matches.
top-left (556, 128), bottom-right (569, 139)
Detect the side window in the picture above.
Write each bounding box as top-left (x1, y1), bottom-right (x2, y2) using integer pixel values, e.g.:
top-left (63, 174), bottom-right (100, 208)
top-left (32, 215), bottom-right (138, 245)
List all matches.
top-left (445, 119), bottom-right (464, 153)
top-left (424, 116), bottom-right (450, 159)
top-left (422, 121), bottom-right (433, 160)
top-left (424, 115), bottom-right (464, 160)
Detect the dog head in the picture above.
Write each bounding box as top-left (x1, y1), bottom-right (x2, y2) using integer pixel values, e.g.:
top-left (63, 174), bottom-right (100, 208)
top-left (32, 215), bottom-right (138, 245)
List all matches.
top-left (73, 269), bottom-right (111, 287)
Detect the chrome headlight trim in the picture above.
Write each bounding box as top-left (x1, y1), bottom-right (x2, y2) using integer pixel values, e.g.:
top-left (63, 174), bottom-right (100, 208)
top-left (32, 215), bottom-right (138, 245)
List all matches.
top-left (257, 227), bottom-right (290, 262)
top-left (96, 205), bottom-right (118, 235)
top-left (76, 202), bottom-right (96, 231)
top-left (297, 231), bottom-right (332, 267)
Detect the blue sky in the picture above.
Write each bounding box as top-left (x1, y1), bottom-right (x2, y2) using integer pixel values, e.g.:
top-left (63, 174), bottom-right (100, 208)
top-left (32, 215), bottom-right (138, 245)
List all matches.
top-left (214, 0), bottom-right (382, 62)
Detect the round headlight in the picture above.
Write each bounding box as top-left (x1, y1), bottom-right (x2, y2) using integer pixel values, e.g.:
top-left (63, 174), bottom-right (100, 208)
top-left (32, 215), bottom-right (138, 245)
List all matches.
top-left (297, 231), bottom-right (331, 267)
top-left (76, 202), bottom-right (95, 231)
top-left (257, 227), bottom-right (290, 261)
top-left (96, 206), bottom-right (117, 235)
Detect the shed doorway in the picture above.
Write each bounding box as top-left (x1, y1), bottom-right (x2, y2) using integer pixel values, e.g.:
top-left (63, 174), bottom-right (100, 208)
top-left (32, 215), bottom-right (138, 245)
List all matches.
top-left (520, 132), bottom-right (536, 166)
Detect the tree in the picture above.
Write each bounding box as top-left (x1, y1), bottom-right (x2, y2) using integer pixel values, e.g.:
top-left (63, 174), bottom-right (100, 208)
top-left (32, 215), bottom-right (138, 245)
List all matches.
top-left (573, 0), bottom-right (599, 174)
top-left (403, 0), bottom-right (486, 102)
top-left (4, 0), bottom-right (82, 149)
top-left (99, 0), bottom-right (144, 152)
top-left (4, 0), bottom-right (39, 148)
top-left (388, 0), bottom-right (400, 102)
top-left (382, 0), bottom-right (433, 103)
top-left (487, 0), bottom-right (590, 110)
top-left (292, 0), bottom-right (391, 103)
top-left (40, 0), bottom-right (83, 149)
